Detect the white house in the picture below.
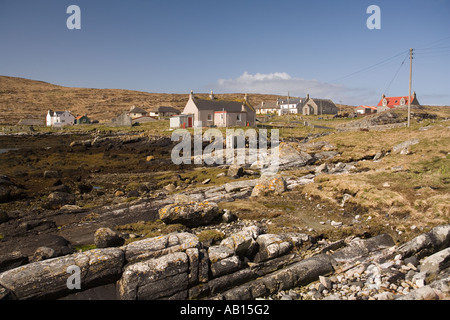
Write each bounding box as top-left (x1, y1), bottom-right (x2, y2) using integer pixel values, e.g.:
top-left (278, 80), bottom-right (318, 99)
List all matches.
top-left (277, 96), bottom-right (304, 115)
top-left (46, 110), bottom-right (75, 127)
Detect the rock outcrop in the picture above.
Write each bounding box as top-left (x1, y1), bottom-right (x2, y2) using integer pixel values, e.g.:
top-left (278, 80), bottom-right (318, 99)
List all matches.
top-left (0, 224), bottom-right (448, 300)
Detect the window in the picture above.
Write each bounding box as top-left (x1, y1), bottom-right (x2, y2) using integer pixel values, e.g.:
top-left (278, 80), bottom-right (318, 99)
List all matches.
top-left (237, 114), bottom-right (242, 121)
top-left (207, 114), bottom-right (212, 121)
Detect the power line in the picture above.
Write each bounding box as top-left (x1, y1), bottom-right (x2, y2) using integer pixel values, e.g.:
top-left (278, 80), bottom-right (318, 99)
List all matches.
top-left (415, 35), bottom-right (450, 50)
top-left (327, 50), bottom-right (409, 84)
top-left (383, 52), bottom-right (409, 95)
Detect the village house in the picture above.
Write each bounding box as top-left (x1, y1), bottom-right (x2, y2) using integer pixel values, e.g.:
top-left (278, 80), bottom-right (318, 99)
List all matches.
top-left (46, 110), bottom-right (75, 127)
top-left (255, 101), bottom-right (279, 115)
top-left (180, 91), bottom-right (256, 128)
top-left (74, 114), bottom-right (91, 125)
top-left (355, 105), bottom-right (377, 114)
top-left (148, 106), bottom-right (181, 119)
top-left (277, 96), bottom-right (305, 115)
top-left (302, 94), bottom-right (338, 116)
top-left (128, 106), bottom-right (148, 119)
top-left (377, 92), bottom-right (420, 111)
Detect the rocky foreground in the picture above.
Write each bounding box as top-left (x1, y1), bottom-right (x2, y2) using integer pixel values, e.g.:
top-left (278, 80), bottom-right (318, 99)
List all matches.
top-left (0, 129), bottom-right (449, 300)
top-left (0, 217), bottom-right (449, 300)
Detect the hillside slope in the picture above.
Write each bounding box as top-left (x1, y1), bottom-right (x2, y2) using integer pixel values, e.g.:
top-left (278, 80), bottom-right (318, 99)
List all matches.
top-left (0, 76), bottom-right (284, 125)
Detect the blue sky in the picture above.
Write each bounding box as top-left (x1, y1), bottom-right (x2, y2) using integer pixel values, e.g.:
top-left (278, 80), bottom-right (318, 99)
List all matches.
top-left (1, 0), bottom-right (449, 105)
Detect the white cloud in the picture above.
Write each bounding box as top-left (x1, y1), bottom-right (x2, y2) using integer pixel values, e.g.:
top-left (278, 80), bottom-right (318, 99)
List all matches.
top-left (214, 71), bottom-right (378, 106)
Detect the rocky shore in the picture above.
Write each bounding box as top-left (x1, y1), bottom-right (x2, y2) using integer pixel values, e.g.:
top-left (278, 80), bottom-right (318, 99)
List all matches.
top-left (0, 130), bottom-right (449, 300)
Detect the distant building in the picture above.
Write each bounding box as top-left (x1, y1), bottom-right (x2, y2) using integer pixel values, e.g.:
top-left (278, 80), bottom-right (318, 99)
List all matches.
top-left (377, 92), bottom-right (420, 111)
top-left (128, 106), bottom-right (148, 119)
top-left (355, 106), bottom-right (377, 114)
top-left (46, 110), bottom-right (75, 127)
top-left (149, 106), bottom-right (181, 119)
top-left (180, 90), bottom-right (256, 128)
top-left (255, 101), bottom-right (279, 114)
top-left (75, 114), bottom-right (91, 125)
top-left (170, 114), bottom-right (193, 128)
top-left (277, 96), bottom-right (305, 115)
top-left (302, 94), bottom-right (338, 116)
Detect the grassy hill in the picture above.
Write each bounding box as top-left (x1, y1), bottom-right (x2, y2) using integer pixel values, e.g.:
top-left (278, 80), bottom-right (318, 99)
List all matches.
top-left (0, 76), bottom-right (287, 125)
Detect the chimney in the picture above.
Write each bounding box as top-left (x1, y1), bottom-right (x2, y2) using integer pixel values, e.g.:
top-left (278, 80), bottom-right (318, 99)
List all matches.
top-left (306, 93), bottom-right (310, 100)
top-left (382, 94), bottom-right (386, 99)
top-left (189, 90), bottom-right (194, 100)
top-left (209, 90), bottom-right (215, 100)
top-left (244, 93), bottom-right (248, 102)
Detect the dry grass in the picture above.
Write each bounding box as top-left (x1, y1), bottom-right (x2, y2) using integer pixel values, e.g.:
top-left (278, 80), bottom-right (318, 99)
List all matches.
top-left (0, 76), bottom-right (286, 125)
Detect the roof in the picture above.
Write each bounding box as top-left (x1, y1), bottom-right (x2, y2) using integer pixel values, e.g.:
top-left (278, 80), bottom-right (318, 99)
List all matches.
top-left (356, 105), bottom-right (377, 110)
top-left (306, 98), bottom-right (337, 109)
top-left (129, 106), bottom-right (148, 114)
top-left (257, 101), bottom-right (279, 109)
top-left (149, 106), bottom-right (180, 113)
top-left (75, 115), bottom-right (89, 120)
top-left (193, 98), bottom-right (254, 113)
top-left (377, 95), bottom-right (413, 107)
top-left (277, 97), bottom-right (303, 105)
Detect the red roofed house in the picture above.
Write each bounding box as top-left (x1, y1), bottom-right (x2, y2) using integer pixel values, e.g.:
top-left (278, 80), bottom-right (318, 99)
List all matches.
top-left (355, 105), bottom-right (377, 114)
top-left (377, 92), bottom-right (420, 112)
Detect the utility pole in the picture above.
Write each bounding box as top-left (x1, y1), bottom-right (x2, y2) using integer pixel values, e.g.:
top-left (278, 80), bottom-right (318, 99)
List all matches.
top-left (408, 48), bottom-right (413, 128)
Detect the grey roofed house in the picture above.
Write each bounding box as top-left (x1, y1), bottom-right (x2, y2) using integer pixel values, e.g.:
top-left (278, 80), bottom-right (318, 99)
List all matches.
top-left (128, 106), bottom-right (148, 118)
top-left (302, 94), bottom-right (338, 115)
top-left (255, 101), bottom-right (279, 114)
top-left (149, 106), bottom-right (180, 113)
top-left (148, 106), bottom-right (181, 118)
top-left (277, 97), bottom-right (303, 105)
top-left (182, 90), bottom-right (256, 127)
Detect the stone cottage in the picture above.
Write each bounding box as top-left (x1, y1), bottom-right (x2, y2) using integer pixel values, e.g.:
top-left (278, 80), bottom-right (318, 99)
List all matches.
top-left (302, 94), bottom-right (338, 116)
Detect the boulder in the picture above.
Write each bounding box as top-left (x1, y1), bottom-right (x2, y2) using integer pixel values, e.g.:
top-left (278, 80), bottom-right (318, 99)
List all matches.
top-left (392, 139), bottom-right (420, 155)
top-left (124, 232), bottom-right (199, 264)
top-left (0, 251), bottom-right (28, 273)
top-left (220, 226), bottom-right (260, 258)
top-left (208, 245), bottom-right (242, 278)
top-left (43, 192), bottom-right (76, 210)
top-left (398, 224), bottom-right (450, 260)
top-left (118, 251), bottom-right (189, 300)
top-left (277, 142), bottom-right (314, 169)
top-left (0, 248), bottom-right (124, 300)
top-left (31, 247), bottom-right (57, 262)
top-left (94, 228), bottom-right (125, 248)
top-left (419, 247), bottom-right (450, 275)
top-left (227, 163), bottom-right (245, 178)
top-left (251, 174), bottom-right (287, 197)
top-left (223, 179), bottom-right (257, 193)
top-left (159, 201), bottom-right (221, 227)
top-left (254, 234), bottom-right (293, 263)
